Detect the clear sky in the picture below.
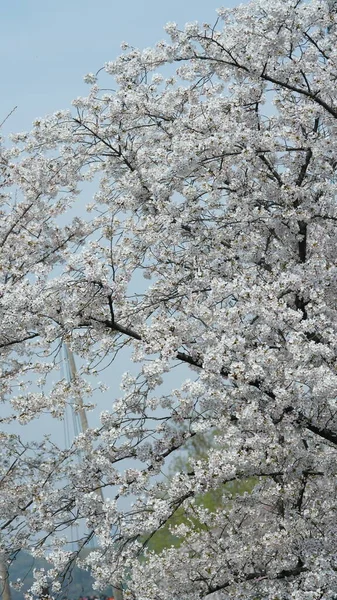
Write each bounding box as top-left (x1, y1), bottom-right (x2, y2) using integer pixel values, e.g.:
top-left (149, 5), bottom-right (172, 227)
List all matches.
top-left (1, 0), bottom-right (239, 135)
top-left (1, 0), bottom-right (240, 443)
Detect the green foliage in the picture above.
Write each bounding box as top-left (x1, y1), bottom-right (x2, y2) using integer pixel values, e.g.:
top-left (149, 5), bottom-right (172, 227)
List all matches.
top-left (141, 432), bottom-right (257, 555)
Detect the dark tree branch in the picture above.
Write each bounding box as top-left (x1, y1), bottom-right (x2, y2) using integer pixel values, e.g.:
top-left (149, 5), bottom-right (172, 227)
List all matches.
top-left (206, 560), bottom-right (307, 596)
top-left (88, 317), bottom-right (337, 448)
top-left (0, 332), bottom-right (39, 350)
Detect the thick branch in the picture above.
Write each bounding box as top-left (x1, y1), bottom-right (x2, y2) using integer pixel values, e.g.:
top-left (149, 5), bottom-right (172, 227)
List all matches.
top-left (206, 560), bottom-right (307, 596)
top-left (303, 420), bottom-right (337, 446)
top-left (93, 318), bottom-right (337, 448)
top-left (189, 49), bottom-right (337, 119)
top-left (0, 332), bottom-right (39, 350)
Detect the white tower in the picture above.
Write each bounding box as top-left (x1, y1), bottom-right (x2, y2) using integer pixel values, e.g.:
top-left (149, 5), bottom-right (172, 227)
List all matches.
top-left (64, 345), bottom-right (123, 600)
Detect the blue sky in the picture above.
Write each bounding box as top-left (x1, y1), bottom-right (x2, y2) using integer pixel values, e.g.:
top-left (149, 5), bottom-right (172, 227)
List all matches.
top-left (1, 0), bottom-right (240, 443)
top-left (1, 0), bottom-right (239, 136)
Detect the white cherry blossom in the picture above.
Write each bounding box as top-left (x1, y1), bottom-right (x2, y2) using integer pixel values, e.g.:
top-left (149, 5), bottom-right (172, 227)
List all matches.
top-left (1, 1), bottom-right (337, 598)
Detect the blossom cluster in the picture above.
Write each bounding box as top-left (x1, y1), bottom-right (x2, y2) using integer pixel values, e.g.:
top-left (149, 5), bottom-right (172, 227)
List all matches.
top-left (1, 1), bottom-right (337, 599)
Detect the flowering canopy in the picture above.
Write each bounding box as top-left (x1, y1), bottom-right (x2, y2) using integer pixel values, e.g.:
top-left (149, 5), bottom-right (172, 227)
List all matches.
top-left (1, 0), bottom-right (337, 598)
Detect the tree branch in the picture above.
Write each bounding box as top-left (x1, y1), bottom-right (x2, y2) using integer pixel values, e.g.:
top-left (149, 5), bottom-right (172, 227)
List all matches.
top-left (206, 560), bottom-right (307, 596)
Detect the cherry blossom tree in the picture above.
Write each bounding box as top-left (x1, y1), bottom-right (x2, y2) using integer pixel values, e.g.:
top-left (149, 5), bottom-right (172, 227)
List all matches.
top-left (1, 0), bottom-right (337, 598)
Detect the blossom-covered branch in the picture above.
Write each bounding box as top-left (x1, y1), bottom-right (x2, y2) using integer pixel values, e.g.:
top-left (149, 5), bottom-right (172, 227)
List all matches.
top-left (1, 1), bottom-right (337, 599)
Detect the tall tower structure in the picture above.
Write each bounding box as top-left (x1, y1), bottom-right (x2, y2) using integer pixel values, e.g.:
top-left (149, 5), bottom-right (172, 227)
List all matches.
top-left (64, 345), bottom-right (123, 600)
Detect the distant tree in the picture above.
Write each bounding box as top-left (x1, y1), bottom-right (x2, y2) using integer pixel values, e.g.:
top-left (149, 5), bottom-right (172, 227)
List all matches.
top-left (1, 1), bottom-right (337, 599)
top-left (142, 432), bottom-right (257, 554)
